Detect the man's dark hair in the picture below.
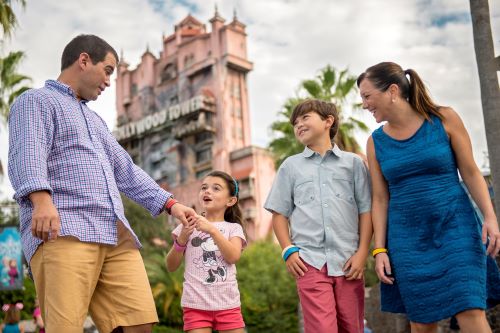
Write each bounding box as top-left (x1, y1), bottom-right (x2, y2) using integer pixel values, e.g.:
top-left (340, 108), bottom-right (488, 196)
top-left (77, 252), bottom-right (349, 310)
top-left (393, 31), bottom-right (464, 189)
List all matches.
top-left (61, 34), bottom-right (119, 71)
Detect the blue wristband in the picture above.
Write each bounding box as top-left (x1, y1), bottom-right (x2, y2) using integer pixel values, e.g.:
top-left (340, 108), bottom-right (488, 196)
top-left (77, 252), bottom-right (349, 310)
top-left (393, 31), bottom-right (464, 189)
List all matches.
top-left (283, 246), bottom-right (300, 261)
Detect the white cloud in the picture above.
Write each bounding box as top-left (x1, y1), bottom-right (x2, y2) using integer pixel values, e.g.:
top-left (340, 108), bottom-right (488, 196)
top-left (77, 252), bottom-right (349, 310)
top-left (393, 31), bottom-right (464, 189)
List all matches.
top-left (1, 0), bottom-right (499, 198)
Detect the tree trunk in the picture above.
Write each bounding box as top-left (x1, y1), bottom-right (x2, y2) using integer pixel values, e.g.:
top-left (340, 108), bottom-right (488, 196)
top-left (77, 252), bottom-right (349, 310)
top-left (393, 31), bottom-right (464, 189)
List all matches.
top-left (470, 0), bottom-right (500, 213)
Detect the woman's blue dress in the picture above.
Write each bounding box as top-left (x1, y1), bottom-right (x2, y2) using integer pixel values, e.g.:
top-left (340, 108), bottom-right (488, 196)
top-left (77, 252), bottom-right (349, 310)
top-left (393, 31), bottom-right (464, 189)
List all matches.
top-left (372, 114), bottom-right (500, 323)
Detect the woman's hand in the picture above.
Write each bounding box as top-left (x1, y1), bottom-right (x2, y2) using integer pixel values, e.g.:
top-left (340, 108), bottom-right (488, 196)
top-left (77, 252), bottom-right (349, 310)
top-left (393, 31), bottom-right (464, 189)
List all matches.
top-left (482, 217), bottom-right (500, 257)
top-left (375, 252), bottom-right (394, 284)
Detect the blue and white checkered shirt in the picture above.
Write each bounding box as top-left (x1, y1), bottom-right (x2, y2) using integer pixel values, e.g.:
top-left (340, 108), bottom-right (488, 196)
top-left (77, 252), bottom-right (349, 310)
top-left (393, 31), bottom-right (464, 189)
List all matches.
top-left (8, 80), bottom-right (172, 265)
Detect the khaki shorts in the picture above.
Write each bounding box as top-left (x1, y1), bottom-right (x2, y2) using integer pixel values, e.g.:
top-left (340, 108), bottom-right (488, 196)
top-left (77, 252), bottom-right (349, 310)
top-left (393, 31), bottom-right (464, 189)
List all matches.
top-left (30, 222), bottom-right (158, 333)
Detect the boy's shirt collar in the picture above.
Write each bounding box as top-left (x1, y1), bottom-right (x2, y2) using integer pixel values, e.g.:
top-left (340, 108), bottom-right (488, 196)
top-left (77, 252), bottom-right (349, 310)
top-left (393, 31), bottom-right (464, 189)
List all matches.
top-left (302, 145), bottom-right (341, 158)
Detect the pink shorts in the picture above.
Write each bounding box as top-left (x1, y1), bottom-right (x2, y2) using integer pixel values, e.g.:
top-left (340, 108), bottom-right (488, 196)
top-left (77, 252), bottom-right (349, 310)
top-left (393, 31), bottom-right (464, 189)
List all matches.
top-left (183, 307), bottom-right (245, 331)
top-left (296, 262), bottom-right (365, 333)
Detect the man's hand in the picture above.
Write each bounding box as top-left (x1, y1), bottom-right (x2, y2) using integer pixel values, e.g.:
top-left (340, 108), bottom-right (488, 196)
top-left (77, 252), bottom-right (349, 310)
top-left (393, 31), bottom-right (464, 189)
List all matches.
top-left (29, 191), bottom-right (60, 242)
top-left (170, 203), bottom-right (196, 226)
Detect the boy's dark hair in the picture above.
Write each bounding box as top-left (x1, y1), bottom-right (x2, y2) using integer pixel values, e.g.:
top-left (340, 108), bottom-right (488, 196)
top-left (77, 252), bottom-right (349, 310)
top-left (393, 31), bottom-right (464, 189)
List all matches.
top-left (61, 34), bottom-right (119, 71)
top-left (290, 99), bottom-right (339, 140)
top-left (204, 171), bottom-right (244, 228)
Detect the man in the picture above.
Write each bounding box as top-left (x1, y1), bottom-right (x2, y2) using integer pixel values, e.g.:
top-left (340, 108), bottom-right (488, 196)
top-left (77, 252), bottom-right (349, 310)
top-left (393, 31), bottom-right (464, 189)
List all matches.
top-left (8, 34), bottom-right (195, 333)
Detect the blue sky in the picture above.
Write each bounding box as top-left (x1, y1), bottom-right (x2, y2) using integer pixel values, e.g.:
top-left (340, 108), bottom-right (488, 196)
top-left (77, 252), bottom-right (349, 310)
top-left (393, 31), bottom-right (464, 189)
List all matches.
top-left (1, 0), bottom-right (499, 198)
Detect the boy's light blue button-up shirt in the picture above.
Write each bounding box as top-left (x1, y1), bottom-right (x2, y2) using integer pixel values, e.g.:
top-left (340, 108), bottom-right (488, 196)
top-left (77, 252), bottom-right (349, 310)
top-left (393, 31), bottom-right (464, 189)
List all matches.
top-left (264, 145), bottom-right (371, 276)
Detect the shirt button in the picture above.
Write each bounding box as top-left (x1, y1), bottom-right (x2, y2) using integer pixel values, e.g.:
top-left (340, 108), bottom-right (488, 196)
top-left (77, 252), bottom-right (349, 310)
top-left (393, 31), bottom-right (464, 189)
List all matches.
top-left (322, 183), bottom-right (326, 186)
top-left (336, 193), bottom-right (340, 197)
top-left (323, 203), bottom-right (328, 208)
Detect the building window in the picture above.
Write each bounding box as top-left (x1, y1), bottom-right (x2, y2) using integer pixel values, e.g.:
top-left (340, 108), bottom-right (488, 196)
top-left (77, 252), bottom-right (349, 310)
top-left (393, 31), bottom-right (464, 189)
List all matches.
top-left (131, 84), bottom-right (138, 97)
top-left (196, 148), bottom-right (212, 163)
top-left (184, 54), bottom-right (195, 68)
top-left (196, 168), bottom-right (212, 179)
top-left (235, 105), bottom-right (242, 118)
top-left (161, 63), bottom-right (177, 82)
top-left (170, 96), bottom-right (179, 106)
top-left (233, 84), bottom-right (240, 98)
top-left (195, 131), bottom-right (213, 144)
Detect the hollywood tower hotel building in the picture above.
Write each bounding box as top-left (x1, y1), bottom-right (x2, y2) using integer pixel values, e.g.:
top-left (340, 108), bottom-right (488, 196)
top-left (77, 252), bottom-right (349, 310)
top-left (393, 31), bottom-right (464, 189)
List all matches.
top-left (113, 11), bottom-right (276, 240)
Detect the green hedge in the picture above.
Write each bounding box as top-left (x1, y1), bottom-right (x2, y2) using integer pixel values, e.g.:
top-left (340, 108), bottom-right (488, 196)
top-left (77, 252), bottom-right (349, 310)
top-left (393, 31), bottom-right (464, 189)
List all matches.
top-left (237, 241), bottom-right (299, 333)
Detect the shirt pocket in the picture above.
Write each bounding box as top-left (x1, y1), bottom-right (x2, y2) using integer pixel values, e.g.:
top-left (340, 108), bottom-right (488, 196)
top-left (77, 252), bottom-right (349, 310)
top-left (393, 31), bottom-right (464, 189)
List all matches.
top-left (293, 179), bottom-right (315, 206)
top-left (331, 176), bottom-right (355, 206)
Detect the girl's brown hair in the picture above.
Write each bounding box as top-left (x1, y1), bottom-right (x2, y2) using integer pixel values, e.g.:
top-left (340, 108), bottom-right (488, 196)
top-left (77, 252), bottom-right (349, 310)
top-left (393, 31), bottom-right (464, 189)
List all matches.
top-left (204, 171), bottom-right (244, 227)
top-left (3, 306), bottom-right (20, 324)
top-left (357, 62), bottom-right (442, 120)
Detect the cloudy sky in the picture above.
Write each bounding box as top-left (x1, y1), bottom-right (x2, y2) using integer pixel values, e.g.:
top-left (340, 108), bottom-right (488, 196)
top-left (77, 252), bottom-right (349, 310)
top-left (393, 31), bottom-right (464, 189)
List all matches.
top-left (1, 0), bottom-right (499, 198)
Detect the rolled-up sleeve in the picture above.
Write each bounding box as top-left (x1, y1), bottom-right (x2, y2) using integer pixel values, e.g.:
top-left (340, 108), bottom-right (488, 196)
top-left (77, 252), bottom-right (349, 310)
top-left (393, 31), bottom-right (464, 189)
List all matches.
top-left (264, 159), bottom-right (294, 217)
top-left (105, 128), bottom-right (172, 217)
top-left (353, 157), bottom-right (371, 214)
top-left (8, 92), bottom-right (54, 202)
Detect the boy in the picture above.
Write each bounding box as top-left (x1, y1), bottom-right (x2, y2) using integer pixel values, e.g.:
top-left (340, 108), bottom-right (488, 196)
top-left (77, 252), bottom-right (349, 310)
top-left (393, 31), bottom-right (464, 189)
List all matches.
top-left (264, 99), bottom-right (372, 333)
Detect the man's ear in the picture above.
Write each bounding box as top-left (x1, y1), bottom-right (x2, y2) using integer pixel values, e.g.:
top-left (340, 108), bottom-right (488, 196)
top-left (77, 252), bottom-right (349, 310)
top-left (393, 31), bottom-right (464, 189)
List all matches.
top-left (78, 52), bottom-right (91, 69)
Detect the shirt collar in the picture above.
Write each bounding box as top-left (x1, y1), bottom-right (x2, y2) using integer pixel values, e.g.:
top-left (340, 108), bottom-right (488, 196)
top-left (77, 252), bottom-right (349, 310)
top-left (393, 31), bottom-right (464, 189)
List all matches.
top-left (45, 80), bottom-right (89, 103)
top-left (301, 144), bottom-right (342, 158)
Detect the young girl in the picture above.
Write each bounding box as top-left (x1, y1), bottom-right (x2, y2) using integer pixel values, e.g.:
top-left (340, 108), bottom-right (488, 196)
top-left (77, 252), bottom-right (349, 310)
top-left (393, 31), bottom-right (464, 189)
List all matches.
top-left (166, 170), bottom-right (247, 333)
top-left (1, 303), bottom-right (25, 333)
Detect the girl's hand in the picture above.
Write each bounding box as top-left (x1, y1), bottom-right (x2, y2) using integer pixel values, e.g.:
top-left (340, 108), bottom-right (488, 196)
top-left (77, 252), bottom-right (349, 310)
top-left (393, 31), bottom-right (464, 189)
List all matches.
top-left (375, 252), bottom-right (394, 284)
top-left (343, 251), bottom-right (367, 280)
top-left (189, 214), bottom-right (216, 234)
top-left (482, 217), bottom-right (500, 257)
top-left (177, 219), bottom-right (196, 245)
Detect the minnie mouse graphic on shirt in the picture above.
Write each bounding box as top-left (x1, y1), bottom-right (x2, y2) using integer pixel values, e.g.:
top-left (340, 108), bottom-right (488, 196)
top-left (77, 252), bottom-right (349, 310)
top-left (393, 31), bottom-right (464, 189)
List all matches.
top-left (191, 232), bottom-right (227, 285)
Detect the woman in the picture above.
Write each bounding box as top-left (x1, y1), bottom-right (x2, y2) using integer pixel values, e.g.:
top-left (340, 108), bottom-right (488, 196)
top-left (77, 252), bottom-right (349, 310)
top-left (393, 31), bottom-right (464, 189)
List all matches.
top-left (358, 61), bottom-right (500, 333)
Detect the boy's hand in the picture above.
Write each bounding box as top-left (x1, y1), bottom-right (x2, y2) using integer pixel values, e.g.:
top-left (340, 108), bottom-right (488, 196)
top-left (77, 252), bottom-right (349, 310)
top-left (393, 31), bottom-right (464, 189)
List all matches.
top-left (286, 252), bottom-right (308, 278)
top-left (177, 219), bottom-right (196, 245)
top-left (343, 251), bottom-right (367, 280)
top-left (374, 252), bottom-right (394, 284)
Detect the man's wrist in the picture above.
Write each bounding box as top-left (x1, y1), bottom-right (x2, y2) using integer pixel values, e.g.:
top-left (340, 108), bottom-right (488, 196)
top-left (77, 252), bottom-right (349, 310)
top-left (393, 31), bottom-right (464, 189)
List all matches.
top-left (165, 198), bottom-right (179, 215)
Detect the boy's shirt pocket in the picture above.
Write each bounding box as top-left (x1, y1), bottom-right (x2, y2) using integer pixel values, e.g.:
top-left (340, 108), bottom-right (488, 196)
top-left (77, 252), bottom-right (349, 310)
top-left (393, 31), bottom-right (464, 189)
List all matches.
top-left (293, 179), bottom-right (315, 206)
top-left (331, 176), bottom-right (356, 206)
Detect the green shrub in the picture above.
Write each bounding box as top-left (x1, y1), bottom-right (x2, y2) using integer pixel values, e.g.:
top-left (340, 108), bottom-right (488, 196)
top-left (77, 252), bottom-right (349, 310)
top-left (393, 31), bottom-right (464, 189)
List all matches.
top-left (237, 241), bottom-right (299, 333)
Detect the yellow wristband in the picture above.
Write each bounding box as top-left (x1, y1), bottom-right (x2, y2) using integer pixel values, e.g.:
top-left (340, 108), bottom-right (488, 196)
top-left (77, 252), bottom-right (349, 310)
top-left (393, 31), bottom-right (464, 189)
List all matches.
top-left (372, 248), bottom-right (388, 257)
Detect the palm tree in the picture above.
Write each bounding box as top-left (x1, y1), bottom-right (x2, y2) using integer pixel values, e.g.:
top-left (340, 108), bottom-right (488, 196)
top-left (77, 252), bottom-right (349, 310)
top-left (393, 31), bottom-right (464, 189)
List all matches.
top-left (269, 65), bottom-right (369, 167)
top-left (0, 50), bottom-right (31, 120)
top-left (0, 0), bottom-right (26, 39)
top-left (469, 0), bottom-right (500, 212)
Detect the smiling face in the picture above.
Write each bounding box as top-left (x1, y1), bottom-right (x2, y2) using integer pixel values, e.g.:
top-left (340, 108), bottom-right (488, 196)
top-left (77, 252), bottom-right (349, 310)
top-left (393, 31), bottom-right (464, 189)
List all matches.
top-left (359, 78), bottom-right (393, 123)
top-left (78, 52), bottom-right (116, 101)
top-left (293, 111), bottom-right (334, 146)
top-left (199, 176), bottom-right (236, 216)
